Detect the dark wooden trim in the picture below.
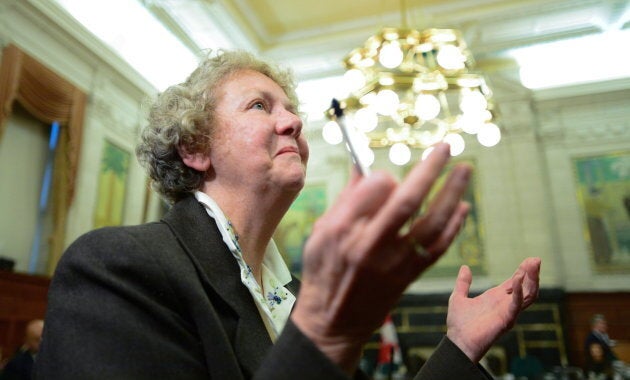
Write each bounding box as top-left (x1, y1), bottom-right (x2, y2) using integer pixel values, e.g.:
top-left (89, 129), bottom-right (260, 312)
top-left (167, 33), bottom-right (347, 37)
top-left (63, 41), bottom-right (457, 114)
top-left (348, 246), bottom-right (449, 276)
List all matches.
top-left (0, 270), bottom-right (49, 360)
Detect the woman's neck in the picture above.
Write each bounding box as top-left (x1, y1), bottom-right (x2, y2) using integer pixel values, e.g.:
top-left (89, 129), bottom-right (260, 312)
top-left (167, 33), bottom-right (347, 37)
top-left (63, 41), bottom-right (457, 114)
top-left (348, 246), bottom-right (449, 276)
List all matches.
top-left (201, 183), bottom-right (298, 283)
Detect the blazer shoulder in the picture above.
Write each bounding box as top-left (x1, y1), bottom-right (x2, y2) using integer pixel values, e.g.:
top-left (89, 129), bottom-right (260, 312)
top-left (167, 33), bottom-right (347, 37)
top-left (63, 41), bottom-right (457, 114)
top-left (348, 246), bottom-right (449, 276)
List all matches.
top-left (57, 222), bottom-right (182, 275)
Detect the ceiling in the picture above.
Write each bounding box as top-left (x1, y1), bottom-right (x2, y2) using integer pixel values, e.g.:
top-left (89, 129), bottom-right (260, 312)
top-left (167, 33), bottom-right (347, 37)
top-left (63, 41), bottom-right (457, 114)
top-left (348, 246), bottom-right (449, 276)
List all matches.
top-left (143, 0), bottom-right (629, 81)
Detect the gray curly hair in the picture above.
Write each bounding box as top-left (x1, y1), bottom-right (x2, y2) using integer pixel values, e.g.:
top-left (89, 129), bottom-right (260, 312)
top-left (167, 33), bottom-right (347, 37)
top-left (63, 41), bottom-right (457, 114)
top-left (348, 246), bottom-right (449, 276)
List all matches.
top-left (136, 50), bottom-right (299, 203)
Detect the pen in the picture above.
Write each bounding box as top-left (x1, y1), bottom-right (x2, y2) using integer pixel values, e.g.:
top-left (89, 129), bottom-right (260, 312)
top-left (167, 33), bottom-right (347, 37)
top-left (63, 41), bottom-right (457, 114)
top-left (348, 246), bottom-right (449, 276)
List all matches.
top-left (331, 98), bottom-right (371, 176)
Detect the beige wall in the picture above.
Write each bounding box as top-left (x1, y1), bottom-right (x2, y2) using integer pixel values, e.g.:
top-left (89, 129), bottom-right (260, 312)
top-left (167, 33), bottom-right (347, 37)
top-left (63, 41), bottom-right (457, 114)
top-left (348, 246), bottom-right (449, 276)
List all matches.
top-left (0, 0), bottom-right (156, 275)
top-left (0, 107), bottom-right (48, 272)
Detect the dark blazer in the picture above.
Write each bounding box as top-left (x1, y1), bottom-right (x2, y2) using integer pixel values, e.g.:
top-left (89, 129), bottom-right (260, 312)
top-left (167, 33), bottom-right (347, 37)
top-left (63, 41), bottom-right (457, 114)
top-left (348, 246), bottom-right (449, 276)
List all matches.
top-left (35, 195), bottom-right (490, 380)
top-left (0, 348), bottom-right (34, 380)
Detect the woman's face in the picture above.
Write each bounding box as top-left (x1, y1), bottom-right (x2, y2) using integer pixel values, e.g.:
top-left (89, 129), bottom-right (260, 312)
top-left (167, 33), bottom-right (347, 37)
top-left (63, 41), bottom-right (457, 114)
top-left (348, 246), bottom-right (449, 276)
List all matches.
top-left (208, 69), bottom-right (309, 195)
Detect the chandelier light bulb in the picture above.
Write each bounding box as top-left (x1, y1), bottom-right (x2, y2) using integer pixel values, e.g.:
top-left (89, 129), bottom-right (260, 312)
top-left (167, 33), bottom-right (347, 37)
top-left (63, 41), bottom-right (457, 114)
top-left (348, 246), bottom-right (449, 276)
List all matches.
top-left (389, 142), bottom-right (411, 165)
top-left (418, 121), bottom-right (447, 146)
top-left (343, 68), bottom-right (366, 93)
top-left (360, 92), bottom-right (377, 106)
top-left (436, 44), bottom-right (466, 71)
top-left (459, 90), bottom-right (488, 114)
top-left (386, 126), bottom-right (406, 142)
top-left (358, 145), bottom-right (375, 167)
top-left (375, 89), bottom-right (400, 116)
top-left (421, 146), bottom-right (435, 161)
top-left (456, 114), bottom-right (483, 134)
top-left (482, 110), bottom-right (493, 122)
top-left (322, 120), bottom-right (343, 145)
top-left (477, 122), bottom-right (501, 147)
top-left (414, 94), bottom-right (441, 120)
top-left (353, 128), bottom-right (371, 147)
top-left (443, 133), bottom-right (465, 156)
top-left (379, 41), bottom-right (404, 69)
top-left (354, 108), bottom-right (379, 132)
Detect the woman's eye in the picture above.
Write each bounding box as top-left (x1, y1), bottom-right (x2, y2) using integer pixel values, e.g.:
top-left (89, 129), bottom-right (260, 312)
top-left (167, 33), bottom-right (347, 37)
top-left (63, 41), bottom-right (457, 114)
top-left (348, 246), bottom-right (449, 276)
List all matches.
top-left (251, 101), bottom-right (266, 111)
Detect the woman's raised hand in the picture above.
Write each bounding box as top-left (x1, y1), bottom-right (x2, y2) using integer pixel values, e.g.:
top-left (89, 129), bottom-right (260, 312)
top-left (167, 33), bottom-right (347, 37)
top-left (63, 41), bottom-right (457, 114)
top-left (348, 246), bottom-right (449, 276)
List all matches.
top-left (291, 143), bottom-right (472, 374)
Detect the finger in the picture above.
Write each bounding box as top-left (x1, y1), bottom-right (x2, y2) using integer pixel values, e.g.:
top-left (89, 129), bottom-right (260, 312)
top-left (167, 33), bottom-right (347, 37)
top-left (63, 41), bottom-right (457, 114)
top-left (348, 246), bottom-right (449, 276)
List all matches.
top-left (521, 257), bottom-right (541, 307)
top-left (326, 171), bottom-right (397, 223)
top-left (429, 202), bottom-right (469, 256)
top-left (370, 143), bottom-right (452, 239)
top-left (349, 165), bottom-right (362, 185)
top-left (411, 164), bottom-right (471, 245)
top-left (510, 271), bottom-right (525, 317)
top-left (334, 166), bottom-right (363, 204)
top-left (452, 265), bottom-right (472, 299)
top-left (506, 257), bottom-right (540, 292)
top-left (404, 201), bottom-right (469, 270)
top-left (502, 257), bottom-right (535, 292)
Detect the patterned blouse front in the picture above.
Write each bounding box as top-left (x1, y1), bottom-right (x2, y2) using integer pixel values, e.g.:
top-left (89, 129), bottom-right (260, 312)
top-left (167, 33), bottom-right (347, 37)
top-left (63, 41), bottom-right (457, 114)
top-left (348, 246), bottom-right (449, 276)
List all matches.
top-left (194, 191), bottom-right (296, 341)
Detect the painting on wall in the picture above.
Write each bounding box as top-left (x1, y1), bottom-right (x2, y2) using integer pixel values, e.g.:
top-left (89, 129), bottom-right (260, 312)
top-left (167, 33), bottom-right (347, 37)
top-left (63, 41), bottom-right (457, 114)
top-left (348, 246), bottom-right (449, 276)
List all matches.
top-left (93, 140), bottom-right (131, 229)
top-left (273, 184), bottom-right (327, 276)
top-left (142, 179), bottom-right (171, 223)
top-left (406, 159), bottom-right (486, 278)
top-left (574, 152), bottom-right (630, 273)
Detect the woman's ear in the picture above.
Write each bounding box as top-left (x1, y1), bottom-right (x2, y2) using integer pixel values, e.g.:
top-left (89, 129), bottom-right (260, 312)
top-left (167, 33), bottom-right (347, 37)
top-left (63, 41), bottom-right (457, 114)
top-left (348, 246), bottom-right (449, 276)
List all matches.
top-left (178, 146), bottom-right (211, 172)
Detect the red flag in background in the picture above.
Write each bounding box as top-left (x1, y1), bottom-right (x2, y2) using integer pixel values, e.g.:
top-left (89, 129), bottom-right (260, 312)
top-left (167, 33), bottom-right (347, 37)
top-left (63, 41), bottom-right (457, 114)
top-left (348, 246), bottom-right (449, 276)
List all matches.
top-left (374, 314), bottom-right (407, 380)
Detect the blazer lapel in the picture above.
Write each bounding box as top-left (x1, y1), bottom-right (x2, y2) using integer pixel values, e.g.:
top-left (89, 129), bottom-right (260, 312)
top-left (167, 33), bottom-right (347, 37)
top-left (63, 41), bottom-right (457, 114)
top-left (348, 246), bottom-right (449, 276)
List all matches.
top-left (163, 196), bottom-right (273, 378)
top-left (286, 275), bottom-right (301, 299)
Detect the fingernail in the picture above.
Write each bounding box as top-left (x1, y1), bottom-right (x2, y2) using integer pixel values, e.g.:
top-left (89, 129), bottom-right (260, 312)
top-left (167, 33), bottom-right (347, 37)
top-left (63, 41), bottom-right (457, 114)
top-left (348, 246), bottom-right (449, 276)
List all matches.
top-left (461, 166), bottom-right (472, 181)
top-left (434, 143), bottom-right (450, 156)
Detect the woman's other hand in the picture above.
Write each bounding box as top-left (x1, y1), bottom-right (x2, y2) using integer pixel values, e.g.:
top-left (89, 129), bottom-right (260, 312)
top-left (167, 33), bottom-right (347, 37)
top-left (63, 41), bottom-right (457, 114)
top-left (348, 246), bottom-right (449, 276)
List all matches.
top-left (446, 257), bottom-right (541, 362)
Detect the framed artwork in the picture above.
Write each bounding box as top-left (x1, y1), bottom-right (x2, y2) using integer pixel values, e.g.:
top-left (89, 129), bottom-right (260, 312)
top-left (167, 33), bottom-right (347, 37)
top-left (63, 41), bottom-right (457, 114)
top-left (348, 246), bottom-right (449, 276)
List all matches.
top-left (406, 159), bottom-right (486, 278)
top-left (573, 152), bottom-right (630, 273)
top-left (93, 140), bottom-right (131, 228)
top-left (273, 184), bottom-right (327, 276)
top-left (142, 179), bottom-right (171, 223)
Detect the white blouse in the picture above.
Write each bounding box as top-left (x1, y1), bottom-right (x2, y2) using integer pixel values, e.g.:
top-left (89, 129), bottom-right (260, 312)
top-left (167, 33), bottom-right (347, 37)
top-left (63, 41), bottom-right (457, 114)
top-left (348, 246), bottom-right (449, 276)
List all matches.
top-left (194, 191), bottom-right (296, 341)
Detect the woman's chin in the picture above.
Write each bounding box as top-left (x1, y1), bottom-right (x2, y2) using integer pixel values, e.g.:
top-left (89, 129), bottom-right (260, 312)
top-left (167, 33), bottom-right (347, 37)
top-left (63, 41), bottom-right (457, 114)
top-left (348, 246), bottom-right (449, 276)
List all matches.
top-left (285, 175), bottom-right (306, 192)
top-left (281, 170), bottom-right (306, 192)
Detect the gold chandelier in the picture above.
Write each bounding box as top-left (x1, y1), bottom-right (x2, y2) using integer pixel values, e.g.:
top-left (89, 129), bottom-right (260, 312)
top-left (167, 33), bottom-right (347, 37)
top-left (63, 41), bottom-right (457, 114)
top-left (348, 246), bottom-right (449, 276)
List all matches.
top-left (323, 26), bottom-right (501, 166)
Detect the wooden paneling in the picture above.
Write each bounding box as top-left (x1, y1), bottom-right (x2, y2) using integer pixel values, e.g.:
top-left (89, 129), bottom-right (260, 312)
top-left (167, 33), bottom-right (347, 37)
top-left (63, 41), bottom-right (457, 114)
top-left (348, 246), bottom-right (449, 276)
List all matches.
top-left (615, 342), bottom-right (630, 363)
top-left (562, 292), bottom-right (630, 370)
top-left (0, 271), bottom-right (49, 360)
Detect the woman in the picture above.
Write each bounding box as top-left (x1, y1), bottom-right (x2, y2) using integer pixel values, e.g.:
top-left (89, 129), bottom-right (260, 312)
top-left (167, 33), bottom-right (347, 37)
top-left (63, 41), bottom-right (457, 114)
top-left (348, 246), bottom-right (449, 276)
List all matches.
top-left (35, 50), bottom-right (540, 379)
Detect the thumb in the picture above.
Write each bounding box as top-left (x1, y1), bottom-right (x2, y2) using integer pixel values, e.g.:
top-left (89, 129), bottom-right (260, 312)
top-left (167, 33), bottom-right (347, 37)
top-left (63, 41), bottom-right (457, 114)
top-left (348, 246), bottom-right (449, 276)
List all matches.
top-left (509, 271), bottom-right (525, 319)
top-left (452, 265), bottom-right (472, 299)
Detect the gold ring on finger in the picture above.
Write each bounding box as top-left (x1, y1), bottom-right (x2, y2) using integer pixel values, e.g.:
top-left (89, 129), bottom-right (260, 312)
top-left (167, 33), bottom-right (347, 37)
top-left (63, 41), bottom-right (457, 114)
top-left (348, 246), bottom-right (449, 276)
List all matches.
top-left (409, 237), bottom-right (431, 260)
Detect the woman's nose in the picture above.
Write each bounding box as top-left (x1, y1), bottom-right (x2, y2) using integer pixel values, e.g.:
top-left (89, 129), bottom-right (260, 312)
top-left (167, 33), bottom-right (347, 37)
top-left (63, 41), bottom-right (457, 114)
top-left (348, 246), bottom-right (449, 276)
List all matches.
top-left (277, 109), bottom-right (302, 137)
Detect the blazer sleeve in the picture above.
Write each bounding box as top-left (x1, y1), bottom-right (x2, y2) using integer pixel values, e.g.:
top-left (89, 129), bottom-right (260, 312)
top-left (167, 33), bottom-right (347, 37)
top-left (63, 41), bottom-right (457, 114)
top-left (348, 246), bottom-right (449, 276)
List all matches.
top-left (255, 319), bottom-right (369, 380)
top-left (414, 336), bottom-right (493, 380)
top-left (256, 320), bottom-right (490, 380)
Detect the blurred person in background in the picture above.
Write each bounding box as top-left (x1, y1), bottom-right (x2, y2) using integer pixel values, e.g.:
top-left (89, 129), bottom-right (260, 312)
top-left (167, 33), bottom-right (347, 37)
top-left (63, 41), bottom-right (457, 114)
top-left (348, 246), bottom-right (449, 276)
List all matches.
top-left (586, 315), bottom-right (618, 363)
top-left (0, 319), bottom-right (43, 380)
